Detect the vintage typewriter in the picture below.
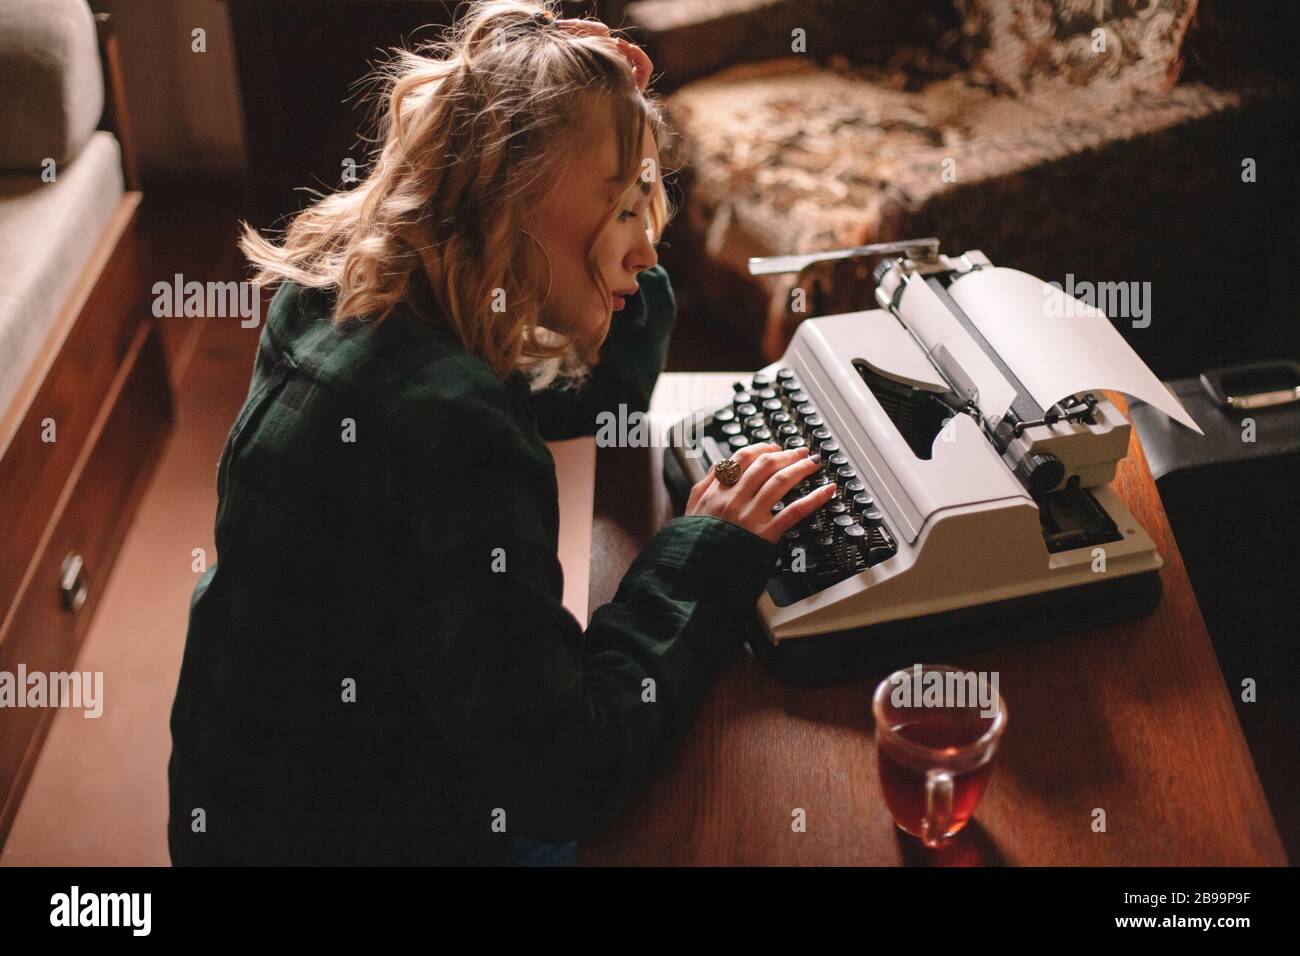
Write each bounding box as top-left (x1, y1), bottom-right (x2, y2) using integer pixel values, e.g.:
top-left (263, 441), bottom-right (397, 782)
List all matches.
top-left (663, 239), bottom-right (1202, 682)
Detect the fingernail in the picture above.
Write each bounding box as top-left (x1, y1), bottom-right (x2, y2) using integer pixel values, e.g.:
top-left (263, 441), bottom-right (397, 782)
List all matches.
top-left (809, 453), bottom-right (821, 464)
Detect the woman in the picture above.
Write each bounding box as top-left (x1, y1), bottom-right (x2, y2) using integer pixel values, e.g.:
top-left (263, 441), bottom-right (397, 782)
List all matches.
top-left (167, 0), bottom-right (834, 866)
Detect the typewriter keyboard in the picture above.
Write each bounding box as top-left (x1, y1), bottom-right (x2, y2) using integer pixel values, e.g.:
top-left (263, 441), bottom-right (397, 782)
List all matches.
top-left (701, 367), bottom-right (898, 598)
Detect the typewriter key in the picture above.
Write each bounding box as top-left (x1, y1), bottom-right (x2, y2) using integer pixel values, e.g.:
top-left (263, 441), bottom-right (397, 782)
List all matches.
top-left (751, 372), bottom-right (773, 390)
top-left (720, 422), bottom-right (742, 436)
top-left (769, 411), bottom-right (791, 426)
top-left (837, 466), bottom-right (857, 482)
top-left (750, 427), bottom-right (773, 442)
top-left (736, 403), bottom-right (757, 418)
top-left (728, 434), bottom-right (750, 450)
top-left (819, 439), bottom-right (840, 456)
top-left (805, 415), bottom-right (825, 429)
top-left (732, 390), bottom-right (753, 408)
top-left (861, 507), bottom-right (885, 528)
top-left (852, 492), bottom-right (874, 514)
top-left (812, 427), bottom-right (832, 443)
top-left (845, 478), bottom-right (866, 494)
top-left (783, 436), bottom-right (807, 451)
top-left (761, 398), bottom-right (784, 414)
top-left (797, 403), bottom-right (818, 419)
top-left (829, 452), bottom-right (849, 468)
top-left (713, 407), bottom-right (735, 423)
top-left (755, 387), bottom-right (777, 401)
top-left (778, 423), bottom-right (799, 440)
top-left (776, 368), bottom-right (795, 383)
top-left (788, 390), bottom-right (809, 404)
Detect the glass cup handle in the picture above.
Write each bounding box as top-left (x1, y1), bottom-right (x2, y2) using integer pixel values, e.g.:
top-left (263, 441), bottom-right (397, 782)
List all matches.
top-left (923, 769), bottom-right (954, 848)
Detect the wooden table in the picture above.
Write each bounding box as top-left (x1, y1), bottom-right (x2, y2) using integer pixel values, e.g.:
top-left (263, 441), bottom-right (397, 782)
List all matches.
top-left (578, 374), bottom-right (1287, 866)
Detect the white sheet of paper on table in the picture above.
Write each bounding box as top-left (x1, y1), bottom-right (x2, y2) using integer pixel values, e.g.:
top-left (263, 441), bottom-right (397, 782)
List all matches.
top-left (547, 436), bottom-right (595, 624)
top-left (648, 372), bottom-right (740, 424)
top-left (547, 376), bottom-right (739, 628)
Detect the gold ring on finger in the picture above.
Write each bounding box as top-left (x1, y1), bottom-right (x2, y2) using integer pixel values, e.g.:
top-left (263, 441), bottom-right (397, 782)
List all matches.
top-left (713, 457), bottom-right (742, 486)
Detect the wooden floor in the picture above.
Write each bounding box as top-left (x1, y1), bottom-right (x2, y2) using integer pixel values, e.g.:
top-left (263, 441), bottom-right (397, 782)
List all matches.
top-left (0, 176), bottom-right (759, 865)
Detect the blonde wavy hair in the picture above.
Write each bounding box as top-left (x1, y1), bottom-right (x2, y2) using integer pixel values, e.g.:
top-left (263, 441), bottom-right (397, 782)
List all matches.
top-left (238, 0), bottom-right (676, 390)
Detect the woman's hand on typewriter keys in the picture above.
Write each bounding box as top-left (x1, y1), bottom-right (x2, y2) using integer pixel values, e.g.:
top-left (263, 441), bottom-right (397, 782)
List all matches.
top-left (685, 443), bottom-right (837, 545)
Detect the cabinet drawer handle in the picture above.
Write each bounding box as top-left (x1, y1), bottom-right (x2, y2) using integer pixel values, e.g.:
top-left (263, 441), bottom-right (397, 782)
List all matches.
top-left (59, 553), bottom-right (88, 612)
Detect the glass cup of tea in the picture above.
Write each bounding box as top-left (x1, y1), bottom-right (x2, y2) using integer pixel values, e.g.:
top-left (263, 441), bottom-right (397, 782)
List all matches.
top-left (872, 663), bottom-right (1008, 848)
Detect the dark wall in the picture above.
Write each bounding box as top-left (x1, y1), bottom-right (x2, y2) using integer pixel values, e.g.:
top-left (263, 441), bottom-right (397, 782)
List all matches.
top-left (227, 0), bottom-right (626, 227)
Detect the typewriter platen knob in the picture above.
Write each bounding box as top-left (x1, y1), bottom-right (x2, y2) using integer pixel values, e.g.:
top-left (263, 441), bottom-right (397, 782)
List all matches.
top-left (1016, 452), bottom-right (1066, 494)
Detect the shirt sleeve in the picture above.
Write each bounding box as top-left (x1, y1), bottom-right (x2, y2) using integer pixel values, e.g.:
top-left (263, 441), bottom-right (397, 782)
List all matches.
top-left (527, 263), bottom-right (677, 440)
top-left (396, 420), bottom-right (780, 843)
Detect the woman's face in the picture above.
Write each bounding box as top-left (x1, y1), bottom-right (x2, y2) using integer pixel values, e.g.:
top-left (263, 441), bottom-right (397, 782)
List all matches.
top-left (525, 116), bottom-right (660, 344)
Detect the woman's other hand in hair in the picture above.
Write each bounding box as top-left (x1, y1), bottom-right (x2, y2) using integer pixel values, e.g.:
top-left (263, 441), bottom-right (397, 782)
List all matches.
top-left (554, 18), bottom-right (653, 91)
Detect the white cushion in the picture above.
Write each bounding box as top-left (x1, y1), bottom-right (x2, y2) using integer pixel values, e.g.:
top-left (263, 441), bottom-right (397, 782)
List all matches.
top-left (0, 0), bottom-right (104, 171)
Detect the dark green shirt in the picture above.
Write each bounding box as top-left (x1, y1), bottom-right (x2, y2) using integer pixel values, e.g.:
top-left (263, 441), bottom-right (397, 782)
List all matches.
top-left (167, 265), bottom-right (780, 864)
